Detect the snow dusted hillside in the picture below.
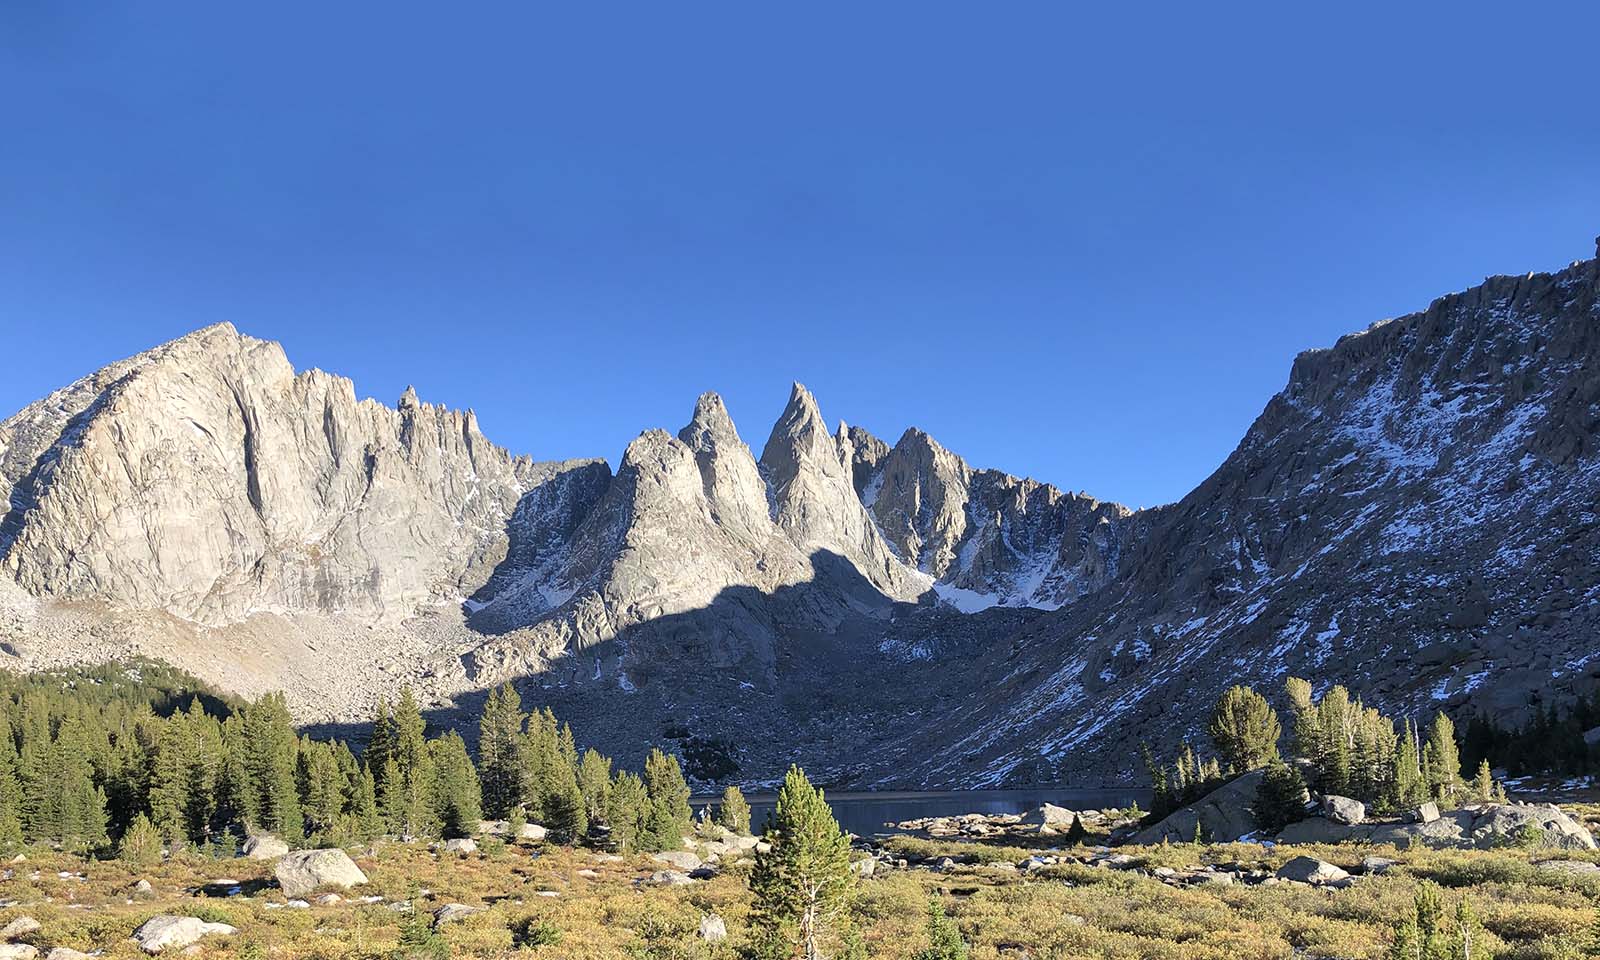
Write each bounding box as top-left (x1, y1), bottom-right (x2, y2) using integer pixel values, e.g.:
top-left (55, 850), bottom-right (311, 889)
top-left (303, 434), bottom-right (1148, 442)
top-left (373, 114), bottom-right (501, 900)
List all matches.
top-left (851, 251), bottom-right (1600, 785)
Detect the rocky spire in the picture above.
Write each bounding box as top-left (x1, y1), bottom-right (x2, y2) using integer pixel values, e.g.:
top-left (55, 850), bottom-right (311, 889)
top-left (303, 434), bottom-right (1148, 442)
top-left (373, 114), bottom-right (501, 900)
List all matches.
top-left (759, 383), bottom-right (923, 599)
top-left (677, 391), bottom-right (741, 453)
top-left (675, 392), bottom-right (771, 544)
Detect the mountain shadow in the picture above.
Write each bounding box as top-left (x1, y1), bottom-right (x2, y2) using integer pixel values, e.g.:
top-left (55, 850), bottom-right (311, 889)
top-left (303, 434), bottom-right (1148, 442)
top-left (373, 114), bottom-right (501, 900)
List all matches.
top-left (310, 549), bottom-right (1052, 789)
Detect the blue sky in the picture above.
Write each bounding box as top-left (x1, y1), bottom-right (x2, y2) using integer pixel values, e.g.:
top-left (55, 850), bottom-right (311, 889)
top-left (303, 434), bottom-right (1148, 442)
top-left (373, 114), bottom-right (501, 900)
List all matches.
top-left (2, 3), bottom-right (1596, 508)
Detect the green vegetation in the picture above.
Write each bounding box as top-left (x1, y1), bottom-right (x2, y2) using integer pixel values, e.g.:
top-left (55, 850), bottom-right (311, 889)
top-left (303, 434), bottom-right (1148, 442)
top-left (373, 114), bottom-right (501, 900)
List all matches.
top-left (717, 783), bottom-right (751, 834)
top-left (1207, 684), bottom-right (1281, 774)
top-left (747, 765), bottom-right (855, 960)
top-left (0, 828), bottom-right (1587, 958)
top-left (0, 661), bottom-right (1593, 959)
top-left (1152, 678), bottom-right (1511, 823)
top-left (912, 897), bottom-right (969, 960)
top-left (0, 664), bottom-right (746, 869)
top-left (1253, 758), bottom-right (1309, 832)
top-left (1460, 691), bottom-right (1600, 779)
top-left (1387, 881), bottom-right (1486, 960)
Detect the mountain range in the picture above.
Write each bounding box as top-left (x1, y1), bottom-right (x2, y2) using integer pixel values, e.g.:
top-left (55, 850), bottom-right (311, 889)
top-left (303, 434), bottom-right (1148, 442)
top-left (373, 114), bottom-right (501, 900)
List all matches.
top-left (3, 244), bottom-right (1598, 786)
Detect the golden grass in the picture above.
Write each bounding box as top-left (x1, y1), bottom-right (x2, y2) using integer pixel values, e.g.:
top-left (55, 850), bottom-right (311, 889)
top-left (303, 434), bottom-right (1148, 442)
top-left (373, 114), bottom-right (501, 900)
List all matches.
top-left (0, 836), bottom-right (1592, 959)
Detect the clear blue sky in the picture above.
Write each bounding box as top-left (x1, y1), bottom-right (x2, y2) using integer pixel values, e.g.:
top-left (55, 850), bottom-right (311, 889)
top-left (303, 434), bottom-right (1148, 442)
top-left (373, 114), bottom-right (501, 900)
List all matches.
top-left (2, 3), bottom-right (1596, 508)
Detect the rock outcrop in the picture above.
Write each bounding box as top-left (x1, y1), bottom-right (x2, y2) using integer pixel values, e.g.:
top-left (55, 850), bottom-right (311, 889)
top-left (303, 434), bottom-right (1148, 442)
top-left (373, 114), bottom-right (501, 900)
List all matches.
top-left (1277, 803), bottom-right (1597, 850)
top-left (1130, 769), bottom-right (1268, 844)
top-left (856, 426), bottom-right (1145, 611)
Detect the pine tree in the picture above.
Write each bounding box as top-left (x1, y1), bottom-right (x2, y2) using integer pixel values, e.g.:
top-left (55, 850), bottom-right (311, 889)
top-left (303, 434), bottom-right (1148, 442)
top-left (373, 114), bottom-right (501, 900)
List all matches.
top-left (576, 748), bottom-right (612, 830)
top-left (1207, 685), bottom-right (1281, 774)
top-left (477, 685), bottom-right (526, 820)
top-left (216, 713), bottom-right (253, 835)
top-left (747, 765), bottom-right (854, 960)
top-left (25, 716), bottom-right (109, 851)
top-left (641, 747), bottom-right (691, 852)
top-left (1414, 880), bottom-right (1445, 959)
top-left (520, 709), bottom-right (556, 816)
top-left (118, 812), bottom-right (163, 866)
top-left (383, 688), bottom-right (437, 840)
top-left (428, 732), bottom-right (482, 839)
top-left (0, 715), bottom-right (25, 851)
top-left (1252, 759), bottom-right (1309, 832)
top-left (1317, 685), bottom-right (1354, 796)
top-left (366, 698), bottom-right (395, 810)
top-left (148, 717), bottom-right (193, 844)
top-left (102, 716), bottom-right (151, 840)
top-left (1470, 760), bottom-right (1494, 802)
top-left (717, 784), bottom-right (751, 834)
top-left (1424, 713), bottom-right (1462, 805)
top-left (183, 701), bottom-right (223, 843)
top-left (241, 694), bottom-right (302, 842)
top-left (1445, 894), bottom-right (1483, 959)
top-left (605, 770), bottom-right (651, 854)
top-left (1394, 719), bottom-right (1428, 810)
top-left (1285, 677), bottom-right (1323, 770)
top-left (912, 897), bottom-right (969, 960)
top-left (1063, 813), bottom-right (1088, 845)
top-left (1142, 742), bottom-right (1172, 818)
top-left (297, 737), bottom-right (348, 843)
top-left (350, 765), bottom-right (384, 843)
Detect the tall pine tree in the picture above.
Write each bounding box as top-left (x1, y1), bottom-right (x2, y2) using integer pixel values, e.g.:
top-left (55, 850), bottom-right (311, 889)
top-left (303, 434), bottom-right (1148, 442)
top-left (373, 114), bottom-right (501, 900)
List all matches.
top-left (642, 747), bottom-right (691, 852)
top-left (383, 688), bottom-right (436, 839)
top-left (747, 766), bottom-right (854, 960)
top-left (477, 685), bottom-right (526, 820)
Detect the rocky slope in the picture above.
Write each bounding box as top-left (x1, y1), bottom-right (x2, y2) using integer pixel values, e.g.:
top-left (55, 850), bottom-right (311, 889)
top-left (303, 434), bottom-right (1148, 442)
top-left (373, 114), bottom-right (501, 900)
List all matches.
top-left (862, 250), bottom-right (1600, 786)
top-left (3, 245), bottom-right (1599, 787)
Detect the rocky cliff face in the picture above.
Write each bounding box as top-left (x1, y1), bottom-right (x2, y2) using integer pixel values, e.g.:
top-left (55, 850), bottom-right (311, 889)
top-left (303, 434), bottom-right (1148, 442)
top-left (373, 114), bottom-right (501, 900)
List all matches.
top-left (853, 426), bottom-right (1146, 611)
top-left (0, 324), bottom-right (604, 625)
top-left (3, 248), bottom-right (1598, 787)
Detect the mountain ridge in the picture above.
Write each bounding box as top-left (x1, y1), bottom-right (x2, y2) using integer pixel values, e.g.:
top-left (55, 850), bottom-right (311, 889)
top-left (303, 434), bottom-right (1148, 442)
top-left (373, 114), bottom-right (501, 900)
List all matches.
top-left (2, 247), bottom-right (1598, 786)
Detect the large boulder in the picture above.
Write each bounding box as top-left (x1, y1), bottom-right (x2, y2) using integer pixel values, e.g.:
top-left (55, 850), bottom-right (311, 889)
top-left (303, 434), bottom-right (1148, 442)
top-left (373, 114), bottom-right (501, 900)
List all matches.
top-left (0, 947), bottom-right (36, 959)
top-left (1019, 804), bottom-right (1076, 829)
top-left (1368, 809), bottom-right (1476, 848)
top-left (1469, 804), bottom-right (1596, 850)
top-left (131, 916), bottom-right (237, 955)
top-left (651, 850), bottom-right (702, 871)
top-left (242, 834), bottom-right (290, 860)
top-left (433, 904), bottom-right (481, 927)
top-left (1276, 856), bottom-right (1350, 885)
top-left (274, 849), bottom-right (370, 898)
top-left (1321, 795), bottom-right (1366, 826)
top-left (1405, 802), bottom-right (1440, 824)
top-left (1131, 769), bottom-right (1267, 844)
top-left (1277, 817), bottom-right (1362, 845)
